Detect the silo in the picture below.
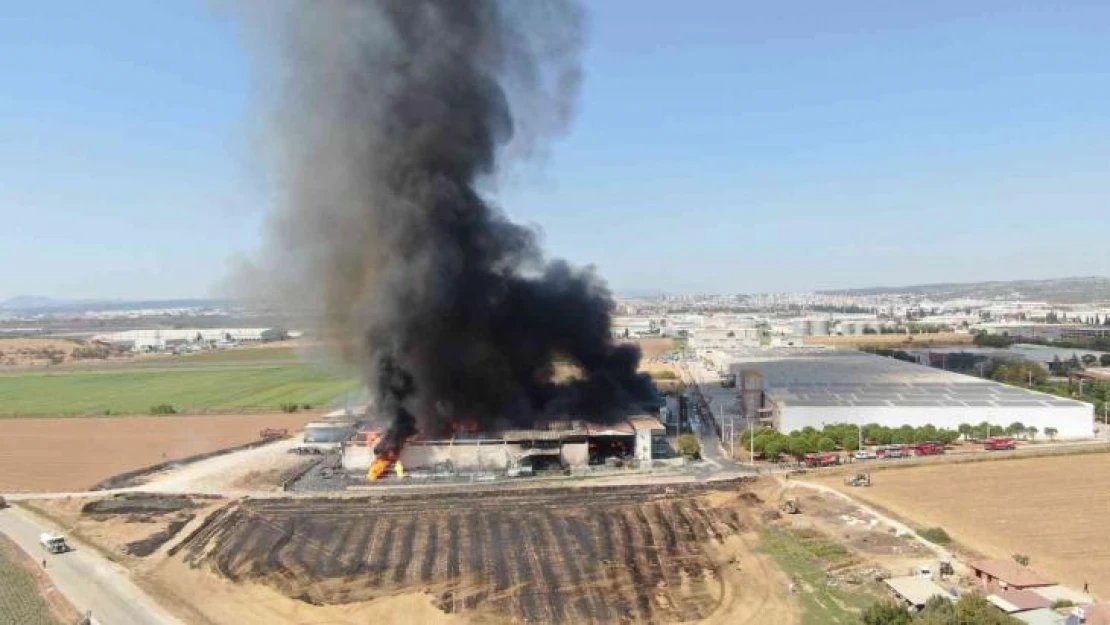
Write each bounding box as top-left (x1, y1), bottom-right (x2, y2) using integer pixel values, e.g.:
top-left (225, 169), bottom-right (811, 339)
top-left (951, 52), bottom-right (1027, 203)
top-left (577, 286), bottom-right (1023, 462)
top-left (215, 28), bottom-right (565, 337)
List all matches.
top-left (810, 319), bottom-right (830, 336)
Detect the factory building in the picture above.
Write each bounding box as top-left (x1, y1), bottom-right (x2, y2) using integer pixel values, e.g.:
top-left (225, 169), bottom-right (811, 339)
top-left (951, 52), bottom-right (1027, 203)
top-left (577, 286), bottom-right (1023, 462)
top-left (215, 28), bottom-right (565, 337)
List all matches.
top-left (342, 417), bottom-right (669, 475)
top-left (92, 327), bottom-right (289, 351)
top-left (724, 349), bottom-right (1094, 439)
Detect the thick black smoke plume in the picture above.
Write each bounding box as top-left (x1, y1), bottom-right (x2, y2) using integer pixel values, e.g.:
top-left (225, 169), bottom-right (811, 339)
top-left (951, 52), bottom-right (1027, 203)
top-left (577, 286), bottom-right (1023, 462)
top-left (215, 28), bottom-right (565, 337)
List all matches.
top-left (241, 0), bottom-right (655, 453)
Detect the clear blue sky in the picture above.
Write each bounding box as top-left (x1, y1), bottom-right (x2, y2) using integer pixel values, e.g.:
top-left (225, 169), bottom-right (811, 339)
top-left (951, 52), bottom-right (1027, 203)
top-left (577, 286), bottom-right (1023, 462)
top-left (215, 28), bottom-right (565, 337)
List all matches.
top-left (2, 1), bottom-right (1108, 300)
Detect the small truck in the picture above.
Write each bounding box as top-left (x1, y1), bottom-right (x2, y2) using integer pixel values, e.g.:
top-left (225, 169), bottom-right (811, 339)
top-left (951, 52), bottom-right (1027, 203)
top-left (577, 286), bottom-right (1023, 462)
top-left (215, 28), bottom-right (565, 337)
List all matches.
top-left (39, 533), bottom-right (69, 554)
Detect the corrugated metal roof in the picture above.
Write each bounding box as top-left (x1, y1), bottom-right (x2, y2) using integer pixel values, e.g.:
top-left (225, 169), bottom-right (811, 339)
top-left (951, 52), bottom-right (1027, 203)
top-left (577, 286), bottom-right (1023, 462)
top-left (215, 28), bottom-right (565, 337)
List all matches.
top-left (988, 589), bottom-right (1053, 613)
top-left (971, 559), bottom-right (1055, 588)
top-left (884, 576), bottom-right (949, 607)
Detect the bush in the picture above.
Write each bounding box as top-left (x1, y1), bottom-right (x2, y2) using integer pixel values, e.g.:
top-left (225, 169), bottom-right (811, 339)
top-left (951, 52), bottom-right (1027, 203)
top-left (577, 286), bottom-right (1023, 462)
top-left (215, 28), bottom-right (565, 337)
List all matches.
top-left (1052, 599), bottom-right (1075, 609)
top-left (301, 403), bottom-right (312, 410)
top-left (676, 434), bottom-right (701, 459)
top-left (860, 600), bottom-right (911, 625)
top-left (149, 404), bottom-right (177, 415)
top-left (918, 527), bottom-right (952, 544)
top-left (280, 402), bottom-right (300, 413)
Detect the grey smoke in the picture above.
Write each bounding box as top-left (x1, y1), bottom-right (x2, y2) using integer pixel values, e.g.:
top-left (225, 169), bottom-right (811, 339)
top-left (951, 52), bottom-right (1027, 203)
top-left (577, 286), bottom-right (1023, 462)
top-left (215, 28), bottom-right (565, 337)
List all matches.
top-left (240, 0), bottom-right (654, 452)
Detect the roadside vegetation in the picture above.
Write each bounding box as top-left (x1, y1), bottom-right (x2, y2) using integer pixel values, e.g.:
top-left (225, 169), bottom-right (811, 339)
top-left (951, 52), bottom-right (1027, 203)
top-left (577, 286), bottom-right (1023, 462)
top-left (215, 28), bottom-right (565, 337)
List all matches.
top-left (0, 536), bottom-right (70, 625)
top-left (757, 527), bottom-right (877, 625)
top-left (862, 593), bottom-right (1022, 625)
top-left (0, 365), bottom-right (356, 416)
top-left (742, 423), bottom-right (961, 461)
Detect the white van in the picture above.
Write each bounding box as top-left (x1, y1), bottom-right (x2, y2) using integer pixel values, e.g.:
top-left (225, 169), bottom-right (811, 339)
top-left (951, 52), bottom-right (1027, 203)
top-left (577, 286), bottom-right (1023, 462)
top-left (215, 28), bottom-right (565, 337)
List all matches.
top-left (39, 533), bottom-right (68, 554)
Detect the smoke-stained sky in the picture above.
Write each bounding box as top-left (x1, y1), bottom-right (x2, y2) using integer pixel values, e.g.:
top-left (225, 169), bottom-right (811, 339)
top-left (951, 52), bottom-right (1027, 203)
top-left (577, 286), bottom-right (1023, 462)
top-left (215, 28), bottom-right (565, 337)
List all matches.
top-left (239, 0), bottom-right (655, 447)
top-left (1, 1), bottom-right (1109, 300)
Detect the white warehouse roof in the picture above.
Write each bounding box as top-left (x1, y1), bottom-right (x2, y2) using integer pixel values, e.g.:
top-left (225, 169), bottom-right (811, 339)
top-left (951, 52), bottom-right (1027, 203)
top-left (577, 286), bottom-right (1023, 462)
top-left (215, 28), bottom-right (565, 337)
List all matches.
top-left (723, 348), bottom-right (1095, 439)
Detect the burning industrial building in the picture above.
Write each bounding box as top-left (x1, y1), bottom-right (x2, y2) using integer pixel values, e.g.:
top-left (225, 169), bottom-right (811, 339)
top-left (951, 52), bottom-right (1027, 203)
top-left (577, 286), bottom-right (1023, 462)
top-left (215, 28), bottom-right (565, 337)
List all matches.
top-left (241, 0), bottom-right (656, 475)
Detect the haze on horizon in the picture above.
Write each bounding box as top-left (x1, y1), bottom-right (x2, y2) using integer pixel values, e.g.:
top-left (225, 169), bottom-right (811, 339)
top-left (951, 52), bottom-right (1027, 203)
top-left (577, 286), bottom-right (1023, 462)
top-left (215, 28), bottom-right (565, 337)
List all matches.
top-left (1, 0), bottom-right (1108, 301)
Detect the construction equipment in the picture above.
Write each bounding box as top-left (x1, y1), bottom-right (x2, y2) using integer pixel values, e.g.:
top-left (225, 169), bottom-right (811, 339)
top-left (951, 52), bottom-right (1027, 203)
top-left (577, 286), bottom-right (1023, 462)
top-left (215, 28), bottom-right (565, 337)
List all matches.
top-left (780, 498), bottom-right (799, 514)
top-left (844, 473), bottom-right (871, 487)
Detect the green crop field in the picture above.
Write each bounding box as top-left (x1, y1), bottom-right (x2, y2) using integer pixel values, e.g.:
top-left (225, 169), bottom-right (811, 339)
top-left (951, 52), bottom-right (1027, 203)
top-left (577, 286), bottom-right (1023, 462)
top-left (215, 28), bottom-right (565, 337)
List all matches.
top-left (0, 365), bottom-right (358, 417)
top-left (0, 538), bottom-right (65, 625)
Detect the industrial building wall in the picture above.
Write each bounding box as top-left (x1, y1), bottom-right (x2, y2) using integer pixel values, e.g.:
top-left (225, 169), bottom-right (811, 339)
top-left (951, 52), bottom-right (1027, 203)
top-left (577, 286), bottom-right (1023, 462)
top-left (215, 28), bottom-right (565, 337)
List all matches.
top-left (400, 443), bottom-right (516, 471)
top-left (777, 404), bottom-right (1095, 439)
top-left (343, 442), bottom-right (518, 472)
top-left (561, 442), bottom-right (589, 467)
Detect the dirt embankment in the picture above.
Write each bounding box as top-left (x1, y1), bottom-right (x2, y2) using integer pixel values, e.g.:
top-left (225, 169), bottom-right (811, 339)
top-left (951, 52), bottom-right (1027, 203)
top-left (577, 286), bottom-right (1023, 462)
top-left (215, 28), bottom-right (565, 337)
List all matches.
top-left (0, 413), bottom-right (314, 492)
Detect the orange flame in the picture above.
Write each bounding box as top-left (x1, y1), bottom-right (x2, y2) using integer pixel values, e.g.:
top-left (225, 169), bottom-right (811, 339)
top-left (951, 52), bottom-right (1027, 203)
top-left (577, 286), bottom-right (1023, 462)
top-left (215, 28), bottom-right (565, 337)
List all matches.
top-left (367, 450), bottom-right (398, 481)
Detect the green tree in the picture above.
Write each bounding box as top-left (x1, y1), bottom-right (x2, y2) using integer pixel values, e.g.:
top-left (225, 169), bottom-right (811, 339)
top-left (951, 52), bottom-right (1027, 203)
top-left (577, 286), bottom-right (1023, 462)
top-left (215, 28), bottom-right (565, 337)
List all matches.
top-left (1044, 427), bottom-right (1058, 441)
top-left (763, 439), bottom-right (784, 462)
top-left (916, 594), bottom-right (956, 624)
top-left (860, 600), bottom-right (911, 625)
top-left (953, 593), bottom-right (1024, 624)
top-left (1026, 426), bottom-right (1038, 441)
top-left (1101, 354), bottom-right (1110, 367)
top-left (958, 423), bottom-right (972, 441)
top-left (1007, 422), bottom-right (1025, 437)
top-left (816, 436), bottom-right (837, 452)
top-left (676, 434), bottom-right (701, 459)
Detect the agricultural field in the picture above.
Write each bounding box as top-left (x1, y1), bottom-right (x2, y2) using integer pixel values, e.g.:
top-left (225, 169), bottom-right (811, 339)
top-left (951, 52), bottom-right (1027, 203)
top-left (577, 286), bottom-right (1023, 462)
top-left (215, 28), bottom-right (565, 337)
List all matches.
top-left (0, 532), bottom-right (78, 625)
top-left (0, 364), bottom-right (356, 417)
top-left (144, 481), bottom-right (797, 625)
top-left (0, 412), bottom-right (316, 492)
top-left (816, 452), bottom-right (1110, 596)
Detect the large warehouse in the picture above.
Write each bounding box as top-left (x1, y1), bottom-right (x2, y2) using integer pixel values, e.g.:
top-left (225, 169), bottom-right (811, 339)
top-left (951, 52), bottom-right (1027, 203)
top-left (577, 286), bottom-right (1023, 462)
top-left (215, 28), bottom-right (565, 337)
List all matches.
top-left (725, 349), bottom-right (1095, 439)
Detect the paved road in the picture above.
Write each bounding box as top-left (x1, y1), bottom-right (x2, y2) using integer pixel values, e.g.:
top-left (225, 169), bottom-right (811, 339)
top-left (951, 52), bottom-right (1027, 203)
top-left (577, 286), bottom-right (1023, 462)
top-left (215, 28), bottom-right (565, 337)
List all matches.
top-left (0, 506), bottom-right (182, 625)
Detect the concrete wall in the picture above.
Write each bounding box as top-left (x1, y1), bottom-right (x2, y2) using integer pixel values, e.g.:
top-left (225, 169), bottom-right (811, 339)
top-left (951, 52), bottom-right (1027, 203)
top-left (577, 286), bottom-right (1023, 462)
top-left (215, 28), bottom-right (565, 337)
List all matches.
top-left (777, 403), bottom-right (1095, 439)
top-left (343, 441), bottom-right (523, 472)
top-left (561, 442), bottom-right (589, 467)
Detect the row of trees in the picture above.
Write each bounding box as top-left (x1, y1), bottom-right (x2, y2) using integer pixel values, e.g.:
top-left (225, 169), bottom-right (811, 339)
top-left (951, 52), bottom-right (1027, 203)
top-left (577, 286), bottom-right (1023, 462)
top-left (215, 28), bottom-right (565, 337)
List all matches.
top-left (862, 593), bottom-right (1022, 625)
top-left (957, 421), bottom-right (1055, 441)
top-left (741, 423), bottom-right (963, 462)
top-left (743, 420), bottom-right (1060, 461)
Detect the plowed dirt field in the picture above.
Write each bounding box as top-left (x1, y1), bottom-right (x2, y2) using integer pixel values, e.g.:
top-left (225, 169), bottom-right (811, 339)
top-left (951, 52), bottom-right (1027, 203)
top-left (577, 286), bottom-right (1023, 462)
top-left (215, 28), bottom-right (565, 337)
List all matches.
top-left (172, 480), bottom-right (793, 624)
top-left (0, 413), bottom-right (314, 492)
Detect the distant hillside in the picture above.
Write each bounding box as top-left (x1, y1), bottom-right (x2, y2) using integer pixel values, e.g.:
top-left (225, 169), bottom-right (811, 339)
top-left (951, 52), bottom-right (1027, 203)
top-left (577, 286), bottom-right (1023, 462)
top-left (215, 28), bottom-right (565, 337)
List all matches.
top-left (819, 276), bottom-right (1110, 304)
top-left (0, 297), bottom-right (229, 313)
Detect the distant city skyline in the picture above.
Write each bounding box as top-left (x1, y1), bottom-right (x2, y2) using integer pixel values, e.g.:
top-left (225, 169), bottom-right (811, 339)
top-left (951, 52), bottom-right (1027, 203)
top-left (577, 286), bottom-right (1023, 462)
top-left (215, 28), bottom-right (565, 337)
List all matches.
top-left (2, 1), bottom-right (1109, 300)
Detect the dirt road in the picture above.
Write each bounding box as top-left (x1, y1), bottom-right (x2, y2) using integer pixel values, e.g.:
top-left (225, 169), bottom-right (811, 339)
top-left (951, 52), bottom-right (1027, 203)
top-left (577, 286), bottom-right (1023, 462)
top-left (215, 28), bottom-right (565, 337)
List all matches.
top-left (0, 505), bottom-right (182, 625)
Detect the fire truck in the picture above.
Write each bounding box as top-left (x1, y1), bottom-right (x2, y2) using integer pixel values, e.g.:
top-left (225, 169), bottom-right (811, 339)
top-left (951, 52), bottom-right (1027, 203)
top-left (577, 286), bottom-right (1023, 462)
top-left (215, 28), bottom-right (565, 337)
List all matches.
top-left (803, 452), bottom-right (841, 468)
top-left (912, 441), bottom-right (946, 456)
top-left (876, 444), bottom-right (910, 459)
top-left (984, 437), bottom-right (1016, 451)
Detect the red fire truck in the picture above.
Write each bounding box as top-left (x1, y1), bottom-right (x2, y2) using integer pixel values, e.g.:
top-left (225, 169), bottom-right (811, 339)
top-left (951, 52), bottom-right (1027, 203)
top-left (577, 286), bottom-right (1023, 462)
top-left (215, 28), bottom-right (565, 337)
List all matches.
top-left (912, 441), bottom-right (946, 456)
top-left (984, 437), bottom-right (1016, 451)
top-left (803, 452), bottom-right (841, 467)
top-left (876, 444), bottom-right (910, 459)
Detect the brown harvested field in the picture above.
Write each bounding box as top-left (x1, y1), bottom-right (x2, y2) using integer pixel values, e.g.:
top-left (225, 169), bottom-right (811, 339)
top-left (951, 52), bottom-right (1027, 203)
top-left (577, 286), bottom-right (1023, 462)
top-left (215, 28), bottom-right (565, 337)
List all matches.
top-left (803, 332), bottom-right (973, 347)
top-left (815, 453), bottom-right (1110, 596)
top-left (0, 412), bottom-right (316, 492)
top-left (629, 337), bottom-right (674, 359)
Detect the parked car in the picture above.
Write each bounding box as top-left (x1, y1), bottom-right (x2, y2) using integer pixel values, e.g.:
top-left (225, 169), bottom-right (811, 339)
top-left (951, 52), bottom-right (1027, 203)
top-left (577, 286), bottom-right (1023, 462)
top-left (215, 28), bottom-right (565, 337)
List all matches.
top-left (853, 449), bottom-right (877, 461)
